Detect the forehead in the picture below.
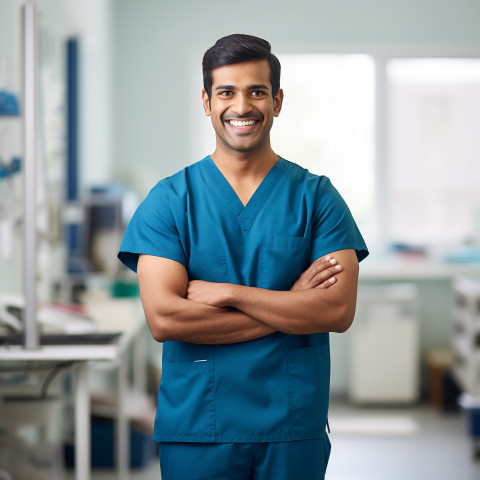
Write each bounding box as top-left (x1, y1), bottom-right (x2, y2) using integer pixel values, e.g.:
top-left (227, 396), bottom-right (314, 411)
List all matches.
top-left (211, 59), bottom-right (271, 88)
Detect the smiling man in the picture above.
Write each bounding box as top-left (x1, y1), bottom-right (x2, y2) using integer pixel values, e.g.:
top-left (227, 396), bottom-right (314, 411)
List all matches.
top-left (118, 34), bottom-right (368, 480)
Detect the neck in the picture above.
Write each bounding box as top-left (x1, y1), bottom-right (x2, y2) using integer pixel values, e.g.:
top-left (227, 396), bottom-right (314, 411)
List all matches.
top-left (211, 142), bottom-right (279, 181)
top-left (210, 148), bottom-right (279, 207)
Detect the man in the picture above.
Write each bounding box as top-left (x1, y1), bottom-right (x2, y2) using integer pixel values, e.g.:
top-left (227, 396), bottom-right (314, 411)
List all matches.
top-left (118, 34), bottom-right (368, 480)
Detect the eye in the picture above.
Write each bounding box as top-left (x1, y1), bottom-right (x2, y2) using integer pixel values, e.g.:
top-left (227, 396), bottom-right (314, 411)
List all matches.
top-left (218, 90), bottom-right (232, 97)
top-left (251, 90), bottom-right (267, 97)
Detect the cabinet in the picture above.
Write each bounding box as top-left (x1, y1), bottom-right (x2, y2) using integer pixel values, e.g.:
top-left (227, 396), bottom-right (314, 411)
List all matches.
top-left (349, 283), bottom-right (420, 404)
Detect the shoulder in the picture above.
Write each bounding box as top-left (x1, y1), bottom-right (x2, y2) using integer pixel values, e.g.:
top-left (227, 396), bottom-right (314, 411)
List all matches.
top-left (278, 157), bottom-right (330, 193)
top-left (277, 159), bottom-right (350, 217)
top-left (147, 157), bottom-right (209, 199)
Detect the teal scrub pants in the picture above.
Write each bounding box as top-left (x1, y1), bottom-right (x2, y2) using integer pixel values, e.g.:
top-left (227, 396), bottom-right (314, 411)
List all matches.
top-left (158, 435), bottom-right (331, 480)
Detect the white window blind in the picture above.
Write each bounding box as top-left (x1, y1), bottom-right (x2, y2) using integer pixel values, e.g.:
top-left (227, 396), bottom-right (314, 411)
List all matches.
top-left (386, 58), bottom-right (480, 249)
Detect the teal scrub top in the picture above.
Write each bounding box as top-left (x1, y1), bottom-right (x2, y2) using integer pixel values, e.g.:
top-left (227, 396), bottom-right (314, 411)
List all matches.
top-left (118, 156), bottom-right (368, 443)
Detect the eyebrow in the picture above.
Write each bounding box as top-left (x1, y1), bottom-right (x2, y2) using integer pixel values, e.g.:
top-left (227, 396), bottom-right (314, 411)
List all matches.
top-left (215, 84), bottom-right (270, 91)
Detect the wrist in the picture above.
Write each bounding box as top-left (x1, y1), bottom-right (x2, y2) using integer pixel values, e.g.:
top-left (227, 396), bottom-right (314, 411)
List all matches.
top-left (225, 283), bottom-right (243, 309)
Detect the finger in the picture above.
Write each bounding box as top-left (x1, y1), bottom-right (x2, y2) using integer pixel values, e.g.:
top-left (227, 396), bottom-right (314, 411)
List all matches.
top-left (317, 254), bottom-right (337, 264)
top-left (303, 257), bottom-right (337, 283)
top-left (312, 255), bottom-right (334, 267)
top-left (292, 255), bottom-right (340, 290)
top-left (293, 267), bottom-right (339, 291)
top-left (310, 264), bottom-right (342, 287)
top-left (293, 262), bottom-right (341, 290)
top-left (316, 276), bottom-right (337, 289)
top-left (314, 256), bottom-right (338, 273)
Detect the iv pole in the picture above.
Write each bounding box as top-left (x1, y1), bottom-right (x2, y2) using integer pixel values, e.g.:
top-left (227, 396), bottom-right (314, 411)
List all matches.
top-left (22, 1), bottom-right (39, 349)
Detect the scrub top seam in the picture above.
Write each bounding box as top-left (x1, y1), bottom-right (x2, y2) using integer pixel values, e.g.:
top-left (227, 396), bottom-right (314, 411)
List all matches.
top-left (311, 243), bottom-right (369, 263)
top-left (286, 346), bottom-right (295, 440)
top-left (314, 174), bottom-right (330, 199)
top-left (237, 158), bottom-right (285, 230)
top-left (203, 157), bottom-right (244, 218)
top-left (212, 345), bottom-right (217, 441)
top-left (118, 247), bottom-right (186, 271)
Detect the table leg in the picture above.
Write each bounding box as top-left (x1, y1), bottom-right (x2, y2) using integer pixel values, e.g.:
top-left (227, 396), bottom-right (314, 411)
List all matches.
top-left (75, 362), bottom-right (90, 480)
top-left (116, 355), bottom-right (129, 479)
top-left (133, 327), bottom-right (147, 393)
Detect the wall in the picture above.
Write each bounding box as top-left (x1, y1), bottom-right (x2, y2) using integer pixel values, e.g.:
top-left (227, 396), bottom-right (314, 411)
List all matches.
top-left (0, 1), bottom-right (21, 294)
top-left (0, 0), bottom-right (113, 295)
top-left (112, 0), bottom-right (480, 197)
top-left (2, 0), bottom-right (478, 392)
top-left (111, 0), bottom-right (480, 395)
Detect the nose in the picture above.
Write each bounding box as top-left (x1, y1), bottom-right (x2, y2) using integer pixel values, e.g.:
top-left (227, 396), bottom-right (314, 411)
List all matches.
top-left (232, 92), bottom-right (251, 116)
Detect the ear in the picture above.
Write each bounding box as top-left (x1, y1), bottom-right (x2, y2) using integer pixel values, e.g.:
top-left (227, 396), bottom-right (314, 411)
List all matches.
top-left (202, 89), bottom-right (211, 116)
top-left (273, 88), bottom-right (284, 117)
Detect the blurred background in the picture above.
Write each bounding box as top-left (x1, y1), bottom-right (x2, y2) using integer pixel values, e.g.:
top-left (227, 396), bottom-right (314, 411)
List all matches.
top-left (1, 0), bottom-right (480, 479)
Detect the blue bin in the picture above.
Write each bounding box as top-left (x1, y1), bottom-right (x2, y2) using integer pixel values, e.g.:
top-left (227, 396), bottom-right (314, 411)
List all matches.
top-left (65, 416), bottom-right (157, 469)
top-left (459, 394), bottom-right (480, 438)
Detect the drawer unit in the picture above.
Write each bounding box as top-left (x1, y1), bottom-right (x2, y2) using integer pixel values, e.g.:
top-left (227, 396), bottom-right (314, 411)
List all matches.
top-left (349, 283), bottom-right (420, 404)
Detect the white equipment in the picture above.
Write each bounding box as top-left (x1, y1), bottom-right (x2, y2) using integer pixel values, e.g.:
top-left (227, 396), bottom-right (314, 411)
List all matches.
top-left (349, 283), bottom-right (420, 404)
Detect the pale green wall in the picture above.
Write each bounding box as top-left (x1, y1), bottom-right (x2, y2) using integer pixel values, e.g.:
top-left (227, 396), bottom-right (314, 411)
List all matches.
top-left (111, 0), bottom-right (480, 395)
top-left (1, 0), bottom-right (478, 394)
top-left (111, 0), bottom-right (480, 197)
top-left (0, 0), bottom-right (113, 295)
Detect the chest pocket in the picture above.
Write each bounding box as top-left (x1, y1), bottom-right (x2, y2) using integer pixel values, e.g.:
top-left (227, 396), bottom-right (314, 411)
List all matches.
top-left (259, 235), bottom-right (310, 290)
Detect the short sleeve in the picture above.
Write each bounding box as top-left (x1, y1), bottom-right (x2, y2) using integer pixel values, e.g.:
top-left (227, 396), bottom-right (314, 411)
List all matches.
top-left (310, 177), bottom-right (369, 263)
top-left (117, 182), bottom-right (186, 273)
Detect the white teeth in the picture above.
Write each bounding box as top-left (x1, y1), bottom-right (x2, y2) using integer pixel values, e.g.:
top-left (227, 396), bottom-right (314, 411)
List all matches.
top-left (229, 120), bottom-right (256, 127)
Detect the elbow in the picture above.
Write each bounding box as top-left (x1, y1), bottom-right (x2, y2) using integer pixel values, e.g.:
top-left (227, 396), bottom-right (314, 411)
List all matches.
top-left (331, 317), bottom-right (353, 333)
top-left (148, 319), bottom-right (169, 343)
top-left (330, 304), bottom-right (355, 333)
top-left (145, 311), bottom-right (175, 343)
top-left (144, 296), bottom-right (189, 342)
top-left (299, 303), bottom-right (355, 335)
top-left (150, 325), bottom-right (170, 343)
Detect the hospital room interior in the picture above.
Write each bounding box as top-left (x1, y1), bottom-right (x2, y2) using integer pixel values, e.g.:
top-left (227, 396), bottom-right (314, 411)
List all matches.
top-left (1, 0), bottom-right (480, 478)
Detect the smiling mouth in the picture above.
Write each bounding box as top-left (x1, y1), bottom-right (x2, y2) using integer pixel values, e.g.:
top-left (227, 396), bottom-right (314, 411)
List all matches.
top-left (226, 119), bottom-right (258, 127)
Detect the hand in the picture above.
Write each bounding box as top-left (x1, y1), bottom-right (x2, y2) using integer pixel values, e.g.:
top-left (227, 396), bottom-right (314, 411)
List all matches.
top-left (290, 255), bottom-right (342, 291)
top-left (186, 280), bottom-right (232, 308)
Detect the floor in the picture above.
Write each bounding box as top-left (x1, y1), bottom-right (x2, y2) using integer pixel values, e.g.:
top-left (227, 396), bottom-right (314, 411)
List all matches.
top-left (70, 399), bottom-right (480, 480)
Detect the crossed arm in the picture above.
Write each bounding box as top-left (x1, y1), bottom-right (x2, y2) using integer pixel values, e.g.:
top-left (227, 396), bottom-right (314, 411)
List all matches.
top-left (137, 249), bottom-right (359, 345)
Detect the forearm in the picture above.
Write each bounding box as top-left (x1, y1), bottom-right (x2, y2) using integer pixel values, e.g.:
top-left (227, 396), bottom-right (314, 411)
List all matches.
top-left (137, 254), bottom-right (275, 345)
top-left (187, 250), bottom-right (359, 334)
top-left (143, 296), bottom-right (275, 345)
top-left (228, 285), bottom-right (353, 334)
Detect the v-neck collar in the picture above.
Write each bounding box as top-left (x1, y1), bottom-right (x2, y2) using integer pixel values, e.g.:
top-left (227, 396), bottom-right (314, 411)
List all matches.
top-left (204, 156), bottom-right (284, 231)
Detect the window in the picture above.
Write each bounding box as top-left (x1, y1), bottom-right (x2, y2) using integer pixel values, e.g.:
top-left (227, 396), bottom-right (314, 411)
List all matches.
top-left (192, 54), bottom-right (480, 253)
top-left (272, 54), bottom-right (375, 235)
top-left (386, 58), bottom-right (480, 248)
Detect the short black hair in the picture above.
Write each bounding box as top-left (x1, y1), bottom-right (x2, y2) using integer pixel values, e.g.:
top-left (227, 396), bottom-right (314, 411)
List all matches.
top-left (202, 34), bottom-right (281, 100)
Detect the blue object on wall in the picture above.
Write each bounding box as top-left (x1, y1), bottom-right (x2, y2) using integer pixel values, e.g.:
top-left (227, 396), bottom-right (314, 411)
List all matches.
top-left (66, 38), bottom-right (79, 202)
top-left (66, 38), bottom-right (82, 274)
top-left (0, 91), bottom-right (20, 116)
top-left (0, 157), bottom-right (21, 178)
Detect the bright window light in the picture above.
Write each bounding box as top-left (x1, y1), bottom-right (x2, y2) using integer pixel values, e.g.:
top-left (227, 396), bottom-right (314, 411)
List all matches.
top-left (388, 58), bottom-right (480, 84)
top-left (386, 58), bottom-right (480, 249)
top-left (272, 54), bottom-right (375, 230)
